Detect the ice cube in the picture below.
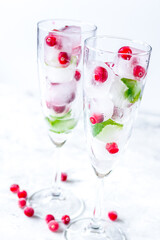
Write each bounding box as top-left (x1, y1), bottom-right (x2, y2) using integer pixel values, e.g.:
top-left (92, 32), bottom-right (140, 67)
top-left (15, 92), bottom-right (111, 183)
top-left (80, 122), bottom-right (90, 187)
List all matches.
top-left (62, 25), bottom-right (81, 49)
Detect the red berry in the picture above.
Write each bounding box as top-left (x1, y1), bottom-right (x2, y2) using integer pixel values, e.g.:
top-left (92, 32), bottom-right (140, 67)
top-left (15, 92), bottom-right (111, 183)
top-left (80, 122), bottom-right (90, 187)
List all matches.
top-left (118, 46), bottom-right (132, 60)
top-left (24, 207), bottom-right (34, 217)
top-left (45, 34), bottom-right (57, 47)
top-left (90, 114), bottom-right (104, 124)
top-left (17, 190), bottom-right (27, 199)
top-left (10, 184), bottom-right (19, 193)
top-left (133, 65), bottom-right (145, 78)
top-left (106, 142), bottom-right (119, 154)
top-left (94, 66), bottom-right (108, 83)
top-left (67, 92), bottom-right (75, 103)
top-left (52, 105), bottom-right (66, 113)
top-left (45, 214), bottom-right (55, 224)
top-left (48, 220), bottom-right (59, 232)
top-left (61, 215), bottom-right (70, 225)
top-left (18, 198), bottom-right (26, 208)
top-left (108, 211), bottom-right (118, 221)
top-left (61, 172), bottom-right (67, 182)
top-left (74, 70), bottom-right (81, 81)
top-left (58, 52), bottom-right (70, 65)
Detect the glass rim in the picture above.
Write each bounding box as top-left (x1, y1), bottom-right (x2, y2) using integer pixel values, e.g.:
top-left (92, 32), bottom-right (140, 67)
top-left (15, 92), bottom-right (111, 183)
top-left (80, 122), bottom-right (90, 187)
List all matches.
top-left (85, 35), bottom-right (152, 56)
top-left (37, 18), bottom-right (97, 35)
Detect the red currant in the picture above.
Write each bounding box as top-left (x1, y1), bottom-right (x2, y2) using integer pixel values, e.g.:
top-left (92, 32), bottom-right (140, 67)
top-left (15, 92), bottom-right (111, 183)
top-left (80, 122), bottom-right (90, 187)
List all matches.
top-left (74, 70), bottom-right (81, 81)
top-left (45, 34), bottom-right (57, 47)
top-left (58, 52), bottom-right (70, 65)
top-left (90, 114), bottom-right (104, 124)
top-left (10, 184), bottom-right (19, 193)
top-left (94, 66), bottom-right (108, 83)
top-left (17, 190), bottom-right (27, 199)
top-left (118, 46), bottom-right (132, 60)
top-left (108, 211), bottom-right (118, 221)
top-left (106, 142), bottom-right (119, 154)
top-left (61, 215), bottom-right (70, 225)
top-left (24, 207), bottom-right (34, 217)
top-left (48, 220), bottom-right (59, 232)
top-left (61, 172), bottom-right (68, 182)
top-left (45, 214), bottom-right (55, 224)
top-left (133, 65), bottom-right (145, 78)
top-left (18, 198), bottom-right (26, 208)
top-left (52, 105), bottom-right (66, 113)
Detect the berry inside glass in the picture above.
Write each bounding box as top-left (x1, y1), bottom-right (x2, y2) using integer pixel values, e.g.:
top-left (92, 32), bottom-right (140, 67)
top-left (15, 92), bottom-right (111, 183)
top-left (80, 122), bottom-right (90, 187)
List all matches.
top-left (28, 19), bottom-right (97, 220)
top-left (65, 36), bottom-right (152, 240)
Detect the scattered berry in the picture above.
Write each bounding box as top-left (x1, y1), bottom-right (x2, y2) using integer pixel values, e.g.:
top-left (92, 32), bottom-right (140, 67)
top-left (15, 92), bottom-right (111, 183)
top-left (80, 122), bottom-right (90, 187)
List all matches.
top-left (58, 52), bottom-right (70, 65)
top-left (106, 142), bottom-right (119, 154)
top-left (108, 211), bottom-right (118, 221)
top-left (48, 220), bottom-right (59, 232)
top-left (24, 207), bottom-right (34, 217)
top-left (61, 172), bottom-right (68, 182)
top-left (17, 190), bottom-right (27, 199)
top-left (94, 66), bottom-right (108, 83)
top-left (133, 65), bottom-right (145, 78)
top-left (90, 114), bottom-right (104, 124)
top-left (61, 215), bottom-right (70, 225)
top-left (45, 214), bottom-right (55, 224)
top-left (74, 70), bottom-right (81, 81)
top-left (52, 105), bottom-right (66, 113)
top-left (10, 184), bottom-right (19, 193)
top-left (118, 46), bottom-right (132, 60)
top-left (45, 34), bottom-right (57, 47)
top-left (18, 198), bottom-right (26, 208)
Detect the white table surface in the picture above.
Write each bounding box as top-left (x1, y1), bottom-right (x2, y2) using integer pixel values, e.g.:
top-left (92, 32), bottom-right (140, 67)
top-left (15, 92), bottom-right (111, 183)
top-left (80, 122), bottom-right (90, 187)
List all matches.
top-left (0, 83), bottom-right (160, 240)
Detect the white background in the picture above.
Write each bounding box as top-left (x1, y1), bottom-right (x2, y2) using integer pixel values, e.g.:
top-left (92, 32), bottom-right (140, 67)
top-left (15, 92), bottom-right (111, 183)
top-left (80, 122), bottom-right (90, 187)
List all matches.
top-left (0, 0), bottom-right (160, 113)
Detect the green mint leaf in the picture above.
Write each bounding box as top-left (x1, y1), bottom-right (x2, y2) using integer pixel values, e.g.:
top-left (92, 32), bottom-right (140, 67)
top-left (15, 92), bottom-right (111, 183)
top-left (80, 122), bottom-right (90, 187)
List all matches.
top-left (92, 119), bottom-right (123, 137)
top-left (46, 117), bottom-right (77, 134)
top-left (50, 110), bottom-right (71, 121)
top-left (121, 78), bottom-right (141, 103)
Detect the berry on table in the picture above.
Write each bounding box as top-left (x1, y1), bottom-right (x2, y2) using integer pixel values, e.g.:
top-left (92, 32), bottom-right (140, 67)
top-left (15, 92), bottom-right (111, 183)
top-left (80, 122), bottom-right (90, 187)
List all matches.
top-left (45, 214), bottom-right (55, 224)
top-left (74, 70), bottom-right (81, 81)
top-left (48, 220), bottom-right (59, 232)
top-left (94, 66), bottom-right (108, 83)
top-left (90, 114), bottom-right (104, 124)
top-left (61, 172), bottom-right (68, 182)
top-left (58, 52), bottom-right (70, 65)
top-left (24, 207), bottom-right (34, 217)
top-left (17, 190), bottom-right (27, 199)
top-left (18, 198), bottom-right (26, 208)
top-left (108, 211), bottom-right (118, 221)
top-left (133, 65), bottom-right (145, 78)
top-left (118, 46), bottom-right (132, 60)
top-left (10, 184), bottom-right (19, 193)
top-left (45, 34), bottom-right (57, 47)
top-left (106, 142), bottom-right (119, 154)
top-left (61, 215), bottom-right (70, 225)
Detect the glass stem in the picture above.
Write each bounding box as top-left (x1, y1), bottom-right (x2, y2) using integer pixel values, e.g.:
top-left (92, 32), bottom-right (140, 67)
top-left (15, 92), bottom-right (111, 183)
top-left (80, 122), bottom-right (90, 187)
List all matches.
top-left (91, 177), bottom-right (104, 229)
top-left (51, 146), bottom-right (62, 197)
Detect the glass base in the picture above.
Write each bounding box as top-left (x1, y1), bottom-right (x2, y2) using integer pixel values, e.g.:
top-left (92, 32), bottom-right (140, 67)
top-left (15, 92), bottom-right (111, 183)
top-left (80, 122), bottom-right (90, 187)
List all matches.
top-left (65, 218), bottom-right (126, 240)
top-left (28, 188), bottom-right (84, 220)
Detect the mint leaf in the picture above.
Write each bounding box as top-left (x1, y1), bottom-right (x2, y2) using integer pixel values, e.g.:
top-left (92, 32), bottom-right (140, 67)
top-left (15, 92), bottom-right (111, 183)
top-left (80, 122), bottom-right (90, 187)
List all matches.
top-left (121, 78), bottom-right (141, 103)
top-left (46, 117), bottom-right (77, 134)
top-left (50, 110), bottom-right (71, 121)
top-left (92, 119), bottom-right (123, 137)
top-left (70, 56), bottom-right (77, 65)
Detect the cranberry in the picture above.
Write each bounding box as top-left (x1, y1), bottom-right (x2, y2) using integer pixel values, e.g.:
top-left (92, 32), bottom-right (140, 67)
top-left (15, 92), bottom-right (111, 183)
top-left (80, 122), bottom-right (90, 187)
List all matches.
top-left (106, 142), bottom-right (119, 154)
top-left (108, 211), bottom-right (118, 221)
top-left (17, 190), bottom-right (27, 199)
top-left (118, 46), bottom-right (132, 60)
top-left (18, 198), bottom-right (26, 208)
top-left (133, 65), bottom-right (145, 78)
top-left (10, 184), bottom-right (19, 193)
top-left (61, 172), bottom-right (67, 182)
top-left (52, 105), bottom-right (66, 113)
top-left (74, 70), bottom-right (81, 81)
top-left (58, 52), bottom-right (70, 65)
top-left (90, 114), bottom-right (104, 124)
top-left (45, 214), bottom-right (55, 224)
top-left (61, 215), bottom-right (70, 225)
top-left (45, 34), bottom-right (57, 47)
top-left (48, 220), bottom-right (59, 232)
top-left (94, 66), bottom-right (108, 83)
top-left (24, 207), bottom-right (34, 217)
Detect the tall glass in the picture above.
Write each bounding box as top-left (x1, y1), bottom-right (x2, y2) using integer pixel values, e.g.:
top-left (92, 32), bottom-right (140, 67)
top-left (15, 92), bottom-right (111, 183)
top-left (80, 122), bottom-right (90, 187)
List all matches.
top-left (65, 36), bottom-right (152, 239)
top-left (28, 19), bottom-right (97, 219)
